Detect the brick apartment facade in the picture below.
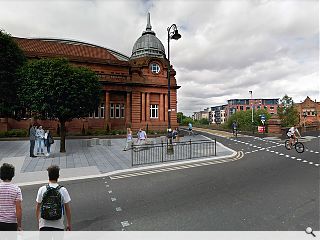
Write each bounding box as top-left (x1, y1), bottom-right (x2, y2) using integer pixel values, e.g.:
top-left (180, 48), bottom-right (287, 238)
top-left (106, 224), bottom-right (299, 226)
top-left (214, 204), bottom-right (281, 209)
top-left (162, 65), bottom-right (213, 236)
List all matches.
top-left (225, 98), bottom-right (279, 119)
top-left (295, 96), bottom-right (320, 128)
top-left (0, 14), bottom-right (180, 133)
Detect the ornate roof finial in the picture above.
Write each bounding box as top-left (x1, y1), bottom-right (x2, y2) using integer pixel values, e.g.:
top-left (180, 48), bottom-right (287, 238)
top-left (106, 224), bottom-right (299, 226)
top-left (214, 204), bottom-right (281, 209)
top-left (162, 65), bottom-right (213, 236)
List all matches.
top-left (142, 12), bottom-right (155, 36)
top-left (146, 12), bottom-right (152, 30)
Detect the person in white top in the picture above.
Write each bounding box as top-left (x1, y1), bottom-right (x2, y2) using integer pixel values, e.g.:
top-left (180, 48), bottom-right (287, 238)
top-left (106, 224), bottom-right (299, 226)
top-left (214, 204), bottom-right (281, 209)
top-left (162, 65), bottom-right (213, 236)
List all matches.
top-left (286, 125), bottom-right (301, 149)
top-left (0, 163), bottom-right (22, 231)
top-left (35, 165), bottom-right (71, 231)
top-left (124, 128), bottom-right (133, 151)
top-left (136, 128), bottom-right (147, 145)
top-left (35, 125), bottom-right (45, 155)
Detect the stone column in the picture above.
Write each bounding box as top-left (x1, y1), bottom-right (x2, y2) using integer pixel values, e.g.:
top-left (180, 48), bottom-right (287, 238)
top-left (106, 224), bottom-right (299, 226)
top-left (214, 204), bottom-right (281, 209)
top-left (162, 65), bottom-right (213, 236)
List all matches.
top-left (159, 93), bottom-right (164, 121)
top-left (105, 91), bottom-right (110, 128)
top-left (141, 92), bottom-right (145, 122)
top-left (146, 93), bottom-right (150, 121)
top-left (126, 92), bottom-right (131, 125)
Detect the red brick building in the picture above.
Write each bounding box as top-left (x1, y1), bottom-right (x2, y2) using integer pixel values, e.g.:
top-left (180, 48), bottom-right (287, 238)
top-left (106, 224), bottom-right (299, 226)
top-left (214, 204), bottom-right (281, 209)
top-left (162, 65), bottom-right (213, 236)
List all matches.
top-left (1, 14), bottom-right (180, 133)
top-left (225, 98), bottom-right (279, 119)
top-left (295, 96), bottom-right (320, 129)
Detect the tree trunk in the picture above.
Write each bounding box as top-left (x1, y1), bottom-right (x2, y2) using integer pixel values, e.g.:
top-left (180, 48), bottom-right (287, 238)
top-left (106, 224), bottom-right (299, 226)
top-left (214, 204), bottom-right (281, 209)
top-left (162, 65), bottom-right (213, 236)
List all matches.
top-left (60, 120), bottom-right (66, 153)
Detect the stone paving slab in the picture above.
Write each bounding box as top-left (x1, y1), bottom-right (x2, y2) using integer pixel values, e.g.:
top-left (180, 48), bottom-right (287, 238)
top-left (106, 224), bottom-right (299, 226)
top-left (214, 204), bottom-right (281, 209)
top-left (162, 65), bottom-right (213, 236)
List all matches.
top-left (0, 135), bottom-right (235, 184)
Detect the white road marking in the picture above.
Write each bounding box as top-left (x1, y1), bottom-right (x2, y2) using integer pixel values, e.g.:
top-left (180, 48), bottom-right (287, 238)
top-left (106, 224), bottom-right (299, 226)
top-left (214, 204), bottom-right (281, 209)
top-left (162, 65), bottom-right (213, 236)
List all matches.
top-left (309, 162), bottom-right (313, 165)
top-left (116, 207), bottom-right (122, 212)
top-left (291, 157), bottom-right (296, 159)
top-left (111, 152), bottom-right (244, 179)
top-left (108, 190), bottom-right (112, 194)
top-left (106, 185), bottom-right (110, 187)
top-left (285, 155), bottom-right (290, 157)
top-left (315, 152), bottom-right (319, 154)
top-left (279, 153), bottom-right (284, 156)
top-left (297, 158), bottom-right (302, 161)
top-left (315, 164), bottom-right (319, 166)
top-left (302, 160), bottom-right (308, 163)
top-left (111, 197), bottom-right (117, 201)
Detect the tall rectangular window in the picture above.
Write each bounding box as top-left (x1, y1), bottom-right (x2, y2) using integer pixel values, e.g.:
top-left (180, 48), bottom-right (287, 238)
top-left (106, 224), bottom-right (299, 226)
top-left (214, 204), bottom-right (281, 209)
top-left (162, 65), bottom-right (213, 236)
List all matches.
top-left (110, 103), bottom-right (114, 118)
top-left (115, 104), bottom-right (120, 118)
top-left (100, 103), bottom-right (105, 118)
top-left (150, 104), bottom-right (158, 118)
top-left (121, 104), bottom-right (125, 118)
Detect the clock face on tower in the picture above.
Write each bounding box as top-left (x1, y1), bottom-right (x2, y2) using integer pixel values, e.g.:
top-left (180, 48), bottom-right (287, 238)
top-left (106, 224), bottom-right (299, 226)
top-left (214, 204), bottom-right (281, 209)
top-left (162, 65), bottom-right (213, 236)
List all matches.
top-left (150, 63), bottom-right (160, 74)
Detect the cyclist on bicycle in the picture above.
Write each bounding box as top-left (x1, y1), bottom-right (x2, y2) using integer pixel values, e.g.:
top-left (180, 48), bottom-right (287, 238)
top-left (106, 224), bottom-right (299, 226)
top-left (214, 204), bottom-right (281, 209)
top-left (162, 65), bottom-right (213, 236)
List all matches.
top-left (286, 125), bottom-right (301, 149)
top-left (188, 122), bottom-right (194, 136)
top-left (232, 121), bottom-right (238, 136)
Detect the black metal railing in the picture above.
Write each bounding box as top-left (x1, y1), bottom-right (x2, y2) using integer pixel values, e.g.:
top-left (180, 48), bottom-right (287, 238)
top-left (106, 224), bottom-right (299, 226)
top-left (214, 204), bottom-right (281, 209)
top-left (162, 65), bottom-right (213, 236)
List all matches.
top-left (131, 139), bottom-right (216, 166)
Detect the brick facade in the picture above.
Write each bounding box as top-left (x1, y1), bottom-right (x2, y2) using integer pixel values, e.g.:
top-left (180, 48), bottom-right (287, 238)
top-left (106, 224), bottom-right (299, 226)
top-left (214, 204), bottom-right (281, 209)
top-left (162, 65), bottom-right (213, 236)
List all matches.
top-left (1, 26), bottom-right (180, 133)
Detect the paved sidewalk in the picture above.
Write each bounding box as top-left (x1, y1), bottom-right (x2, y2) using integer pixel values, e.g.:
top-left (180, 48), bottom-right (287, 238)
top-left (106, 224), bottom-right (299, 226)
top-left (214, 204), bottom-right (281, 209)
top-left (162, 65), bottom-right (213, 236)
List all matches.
top-left (0, 134), bottom-right (235, 185)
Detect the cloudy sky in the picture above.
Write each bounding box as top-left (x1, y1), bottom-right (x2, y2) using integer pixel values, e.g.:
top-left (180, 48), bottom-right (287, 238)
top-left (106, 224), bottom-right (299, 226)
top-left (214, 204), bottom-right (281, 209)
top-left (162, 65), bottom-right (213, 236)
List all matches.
top-left (0, 0), bottom-right (318, 116)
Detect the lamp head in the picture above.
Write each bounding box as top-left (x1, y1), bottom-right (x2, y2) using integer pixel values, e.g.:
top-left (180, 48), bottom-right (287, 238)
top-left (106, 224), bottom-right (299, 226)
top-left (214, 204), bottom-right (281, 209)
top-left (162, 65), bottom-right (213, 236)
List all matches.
top-left (171, 29), bottom-right (181, 40)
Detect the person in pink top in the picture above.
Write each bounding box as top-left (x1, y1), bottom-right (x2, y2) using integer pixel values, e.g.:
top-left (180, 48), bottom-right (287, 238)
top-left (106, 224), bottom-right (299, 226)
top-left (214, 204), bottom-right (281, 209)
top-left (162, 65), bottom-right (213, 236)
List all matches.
top-left (0, 163), bottom-right (23, 231)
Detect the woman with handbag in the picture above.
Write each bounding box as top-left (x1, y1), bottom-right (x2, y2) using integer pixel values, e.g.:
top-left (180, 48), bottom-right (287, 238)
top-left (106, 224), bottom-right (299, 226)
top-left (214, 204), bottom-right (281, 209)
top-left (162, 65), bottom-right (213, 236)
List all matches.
top-left (44, 130), bottom-right (54, 157)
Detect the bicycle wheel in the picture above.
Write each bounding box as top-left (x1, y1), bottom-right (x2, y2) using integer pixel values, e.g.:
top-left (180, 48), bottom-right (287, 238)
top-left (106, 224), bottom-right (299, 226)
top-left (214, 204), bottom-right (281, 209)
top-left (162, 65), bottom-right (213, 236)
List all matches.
top-left (295, 142), bottom-right (304, 153)
top-left (285, 140), bottom-right (291, 150)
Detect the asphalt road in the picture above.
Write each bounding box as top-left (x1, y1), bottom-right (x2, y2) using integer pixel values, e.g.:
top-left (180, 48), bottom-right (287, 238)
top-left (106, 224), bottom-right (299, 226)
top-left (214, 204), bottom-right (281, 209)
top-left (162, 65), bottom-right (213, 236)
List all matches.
top-left (20, 131), bottom-right (319, 231)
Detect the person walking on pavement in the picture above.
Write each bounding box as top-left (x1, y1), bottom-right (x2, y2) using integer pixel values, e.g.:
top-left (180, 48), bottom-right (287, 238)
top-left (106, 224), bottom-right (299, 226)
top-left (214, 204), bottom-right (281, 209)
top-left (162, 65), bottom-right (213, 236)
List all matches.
top-left (36, 165), bottom-right (72, 231)
top-left (36, 126), bottom-right (45, 155)
top-left (123, 128), bottom-right (133, 151)
top-left (44, 129), bottom-right (54, 157)
top-left (232, 121), bottom-right (238, 136)
top-left (136, 128), bottom-right (147, 145)
top-left (188, 122), bottom-right (194, 136)
top-left (29, 124), bottom-right (37, 158)
top-left (0, 163), bottom-right (23, 231)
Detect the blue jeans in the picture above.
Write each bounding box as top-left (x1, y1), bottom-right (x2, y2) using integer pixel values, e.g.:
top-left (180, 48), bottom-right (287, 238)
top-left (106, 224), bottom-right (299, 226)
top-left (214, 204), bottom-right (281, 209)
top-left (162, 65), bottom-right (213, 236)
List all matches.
top-left (36, 138), bottom-right (44, 154)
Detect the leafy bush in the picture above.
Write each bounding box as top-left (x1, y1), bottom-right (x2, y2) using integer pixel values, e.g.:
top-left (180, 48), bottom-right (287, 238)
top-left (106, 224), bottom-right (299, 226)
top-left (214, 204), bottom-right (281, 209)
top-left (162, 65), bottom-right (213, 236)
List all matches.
top-left (0, 129), bottom-right (28, 138)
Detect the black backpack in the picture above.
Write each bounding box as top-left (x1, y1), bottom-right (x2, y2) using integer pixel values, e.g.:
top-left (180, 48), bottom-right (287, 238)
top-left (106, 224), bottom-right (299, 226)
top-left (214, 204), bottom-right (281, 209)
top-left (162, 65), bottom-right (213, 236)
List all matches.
top-left (40, 184), bottom-right (63, 220)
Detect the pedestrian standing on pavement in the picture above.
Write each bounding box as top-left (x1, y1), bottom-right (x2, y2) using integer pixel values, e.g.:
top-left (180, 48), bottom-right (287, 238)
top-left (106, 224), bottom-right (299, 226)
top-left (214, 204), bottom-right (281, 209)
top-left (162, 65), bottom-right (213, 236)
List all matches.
top-left (35, 165), bottom-right (72, 231)
top-left (0, 163), bottom-right (23, 231)
top-left (136, 128), bottom-right (147, 145)
top-left (44, 130), bottom-right (54, 157)
top-left (123, 128), bottom-right (133, 151)
top-left (36, 126), bottom-right (45, 155)
top-left (29, 124), bottom-right (37, 158)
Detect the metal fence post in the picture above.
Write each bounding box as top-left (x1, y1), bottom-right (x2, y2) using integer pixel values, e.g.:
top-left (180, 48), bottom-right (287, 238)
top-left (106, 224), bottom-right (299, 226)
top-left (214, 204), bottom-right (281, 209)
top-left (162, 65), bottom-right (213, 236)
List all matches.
top-left (214, 138), bottom-right (217, 156)
top-left (131, 142), bottom-right (134, 166)
top-left (161, 142), bottom-right (164, 162)
top-left (189, 140), bottom-right (192, 159)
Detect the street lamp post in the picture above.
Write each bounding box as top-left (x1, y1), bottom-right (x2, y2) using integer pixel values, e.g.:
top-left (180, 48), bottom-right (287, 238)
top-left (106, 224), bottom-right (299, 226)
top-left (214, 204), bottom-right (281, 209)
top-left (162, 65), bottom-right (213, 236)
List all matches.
top-left (303, 111), bottom-right (307, 132)
top-left (167, 24), bottom-right (181, 131)
top-left (249, 90), bottom-right (253, 133)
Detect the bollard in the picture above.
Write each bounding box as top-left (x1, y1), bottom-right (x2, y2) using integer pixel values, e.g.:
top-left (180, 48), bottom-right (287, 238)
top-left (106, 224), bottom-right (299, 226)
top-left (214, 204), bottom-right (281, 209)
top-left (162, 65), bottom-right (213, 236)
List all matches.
top-left (107, 139), bottom-right (111, 146)
top-left (87, 139), bottom-right (93, 147)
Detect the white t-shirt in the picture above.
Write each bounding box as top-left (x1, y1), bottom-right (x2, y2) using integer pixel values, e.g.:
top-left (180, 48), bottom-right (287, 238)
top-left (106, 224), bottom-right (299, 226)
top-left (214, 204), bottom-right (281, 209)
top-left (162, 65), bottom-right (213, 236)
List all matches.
top-left (36, 183), bottom-right (71, 230)
top-left (138, 131), bottom-right (146, 140)
top-left (287, 127), bottom-right (296, 137)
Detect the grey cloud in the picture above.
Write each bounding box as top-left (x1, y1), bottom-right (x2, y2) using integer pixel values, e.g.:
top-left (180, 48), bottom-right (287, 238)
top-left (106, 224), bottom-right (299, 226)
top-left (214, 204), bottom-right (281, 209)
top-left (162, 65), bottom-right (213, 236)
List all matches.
top-left (0, 0), bottom-right (318, 116)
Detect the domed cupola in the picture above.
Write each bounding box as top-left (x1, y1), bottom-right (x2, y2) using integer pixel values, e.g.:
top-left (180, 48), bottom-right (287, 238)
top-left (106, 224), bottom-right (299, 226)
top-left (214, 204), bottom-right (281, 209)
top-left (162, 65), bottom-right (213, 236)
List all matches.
top-left (131, 13), bottom-right (165, 59)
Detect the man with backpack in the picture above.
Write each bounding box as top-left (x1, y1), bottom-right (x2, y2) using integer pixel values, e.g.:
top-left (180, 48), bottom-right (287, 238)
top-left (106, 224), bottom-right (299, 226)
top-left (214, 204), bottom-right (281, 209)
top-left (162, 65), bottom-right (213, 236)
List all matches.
top-left (35, 165), bottom-right (72, 231)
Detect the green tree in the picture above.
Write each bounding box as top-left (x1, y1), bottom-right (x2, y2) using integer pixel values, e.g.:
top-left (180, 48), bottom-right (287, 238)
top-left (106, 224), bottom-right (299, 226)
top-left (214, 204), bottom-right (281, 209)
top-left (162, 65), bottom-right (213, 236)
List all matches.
top-left (0, 30), bottom-right (26, 117)
top-left (277, 95), bottom-right (299, 127)
top-left (18, 58), bottom-right (101, 152)
top-left (181, 117), bottom-right (194, 126)
top-left (226, 109), bottom-right (270, 131)
top-left (199, 118), bottom-right (209, 125)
